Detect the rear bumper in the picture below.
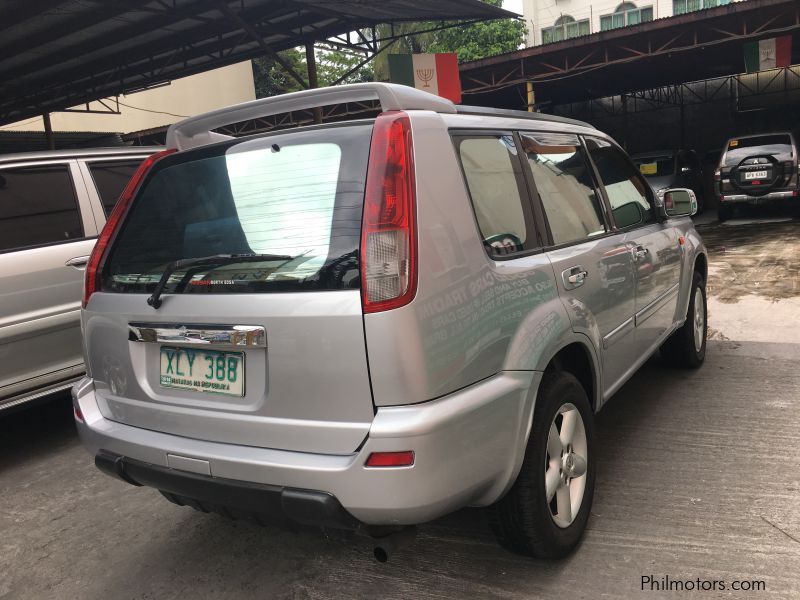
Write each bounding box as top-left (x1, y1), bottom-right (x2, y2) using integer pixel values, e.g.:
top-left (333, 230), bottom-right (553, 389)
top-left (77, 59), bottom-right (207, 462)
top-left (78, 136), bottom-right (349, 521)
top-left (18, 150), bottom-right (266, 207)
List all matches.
top-left (95, 450), bottom-right (359, 529)
top-left (720, 189), bottom-right (798, 204)
top-left (73, 371), bottom-right (538, 526)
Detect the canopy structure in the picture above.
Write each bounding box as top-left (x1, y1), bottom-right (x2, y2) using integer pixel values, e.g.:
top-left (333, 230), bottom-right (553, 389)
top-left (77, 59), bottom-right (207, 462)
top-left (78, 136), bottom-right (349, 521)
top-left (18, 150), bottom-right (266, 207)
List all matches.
top-left (0, 0), bottom-right (515, 126)
top-left (460, 0), bottom-right (799, 107)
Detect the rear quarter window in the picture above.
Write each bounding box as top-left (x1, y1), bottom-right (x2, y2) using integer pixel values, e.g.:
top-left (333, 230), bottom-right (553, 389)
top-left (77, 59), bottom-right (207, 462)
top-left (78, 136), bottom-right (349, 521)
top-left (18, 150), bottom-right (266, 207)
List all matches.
top-left (454, 134), bottom-right (538, 257)
top-left (88, 160), bottom-right (145, 215)
top-left (102, 124), bottom-right (371, 294)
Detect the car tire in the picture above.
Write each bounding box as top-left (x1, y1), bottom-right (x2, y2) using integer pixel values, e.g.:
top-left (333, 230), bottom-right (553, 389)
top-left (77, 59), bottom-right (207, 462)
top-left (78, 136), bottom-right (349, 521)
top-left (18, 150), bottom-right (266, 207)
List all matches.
top-left (718, 204), bottom-right (732, 222)
top-left (661, 270), bottom-right (707, 369)
top-left (488, 370), bottom-right (595, 559)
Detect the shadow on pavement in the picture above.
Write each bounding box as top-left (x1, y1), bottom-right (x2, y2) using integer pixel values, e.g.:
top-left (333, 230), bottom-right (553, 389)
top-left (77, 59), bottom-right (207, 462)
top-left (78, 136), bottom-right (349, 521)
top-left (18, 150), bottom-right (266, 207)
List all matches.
top-left (0, 391), bottom-right (76, 474)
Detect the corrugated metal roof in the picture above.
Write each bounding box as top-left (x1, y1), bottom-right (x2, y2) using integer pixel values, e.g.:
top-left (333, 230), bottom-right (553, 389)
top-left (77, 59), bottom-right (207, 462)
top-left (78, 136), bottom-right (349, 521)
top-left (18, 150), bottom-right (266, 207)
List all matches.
top-left (0, 0), bottom-right (514, 126)
top-left (0, 130), bottom-right (134, 155)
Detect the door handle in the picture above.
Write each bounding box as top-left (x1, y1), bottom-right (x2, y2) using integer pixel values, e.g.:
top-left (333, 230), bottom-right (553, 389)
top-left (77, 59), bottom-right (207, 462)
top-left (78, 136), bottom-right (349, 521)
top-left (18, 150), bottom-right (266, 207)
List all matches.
top-left (562, 266), bottom-right (588, 289)
top-left (632, 245), bottom-right (649, 261)
top-left (65, 255), bottom-right (89, 269)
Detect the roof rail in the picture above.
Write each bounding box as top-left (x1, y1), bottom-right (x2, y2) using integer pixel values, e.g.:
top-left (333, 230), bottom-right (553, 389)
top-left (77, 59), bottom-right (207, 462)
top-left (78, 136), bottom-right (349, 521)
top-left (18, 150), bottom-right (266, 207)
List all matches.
top-left (166, 83), bottom-right (456, 150)
top-left (455, 105), bottom-right (595, 130)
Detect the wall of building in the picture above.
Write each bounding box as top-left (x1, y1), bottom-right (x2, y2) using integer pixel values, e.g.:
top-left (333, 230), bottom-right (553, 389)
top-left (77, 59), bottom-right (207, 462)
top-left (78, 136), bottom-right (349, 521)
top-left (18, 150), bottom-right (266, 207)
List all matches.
top-left (521, 0), bottom-right (741, 46)
top-left (0, 61), bottom-right (255, 134)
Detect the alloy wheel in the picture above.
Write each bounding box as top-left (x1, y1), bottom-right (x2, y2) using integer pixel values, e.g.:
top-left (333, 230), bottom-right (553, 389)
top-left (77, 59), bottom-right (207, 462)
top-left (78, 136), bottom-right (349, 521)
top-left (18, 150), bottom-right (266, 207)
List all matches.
top-left (545, 402), bottom-right (588, 528)
top-left (693, 287), bottom-right (705, 352)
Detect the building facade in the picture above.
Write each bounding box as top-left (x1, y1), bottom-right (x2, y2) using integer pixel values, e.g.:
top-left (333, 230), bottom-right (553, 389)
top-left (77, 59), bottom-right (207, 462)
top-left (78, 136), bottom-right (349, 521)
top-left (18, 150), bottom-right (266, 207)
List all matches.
top-left (521, 0), bottom-right (737, 46)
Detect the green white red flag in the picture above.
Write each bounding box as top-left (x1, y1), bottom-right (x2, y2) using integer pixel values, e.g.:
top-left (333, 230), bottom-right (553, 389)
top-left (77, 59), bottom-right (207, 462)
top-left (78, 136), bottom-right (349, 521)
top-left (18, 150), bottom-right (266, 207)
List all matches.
top-left (388, 53), bottom-right (462, 104)
top-left (744, 36), bottom-right (792, 73)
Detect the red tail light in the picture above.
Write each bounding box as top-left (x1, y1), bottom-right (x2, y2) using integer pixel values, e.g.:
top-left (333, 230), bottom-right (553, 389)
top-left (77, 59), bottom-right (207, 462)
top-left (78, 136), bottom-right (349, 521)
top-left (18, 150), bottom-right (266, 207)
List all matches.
top-left (82, 148), bottom-right (177, 308)
top-left (360, 112), bottom-right (417, 313)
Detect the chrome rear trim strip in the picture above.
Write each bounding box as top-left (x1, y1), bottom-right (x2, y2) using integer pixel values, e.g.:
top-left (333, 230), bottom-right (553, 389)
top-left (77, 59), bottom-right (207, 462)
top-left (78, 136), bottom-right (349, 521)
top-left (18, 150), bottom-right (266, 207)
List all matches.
top-left (128, 323), bottom-right (266, 348)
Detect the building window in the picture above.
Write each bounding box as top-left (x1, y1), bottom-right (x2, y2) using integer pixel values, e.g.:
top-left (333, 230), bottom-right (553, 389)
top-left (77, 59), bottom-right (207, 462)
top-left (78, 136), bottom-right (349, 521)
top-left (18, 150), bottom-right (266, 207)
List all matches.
top-left (600, 3), bottom-right (654, 31)
top-left (542, 15), bottom-right (591, 45)
top-left (674, 0), bottom-right (730, 15)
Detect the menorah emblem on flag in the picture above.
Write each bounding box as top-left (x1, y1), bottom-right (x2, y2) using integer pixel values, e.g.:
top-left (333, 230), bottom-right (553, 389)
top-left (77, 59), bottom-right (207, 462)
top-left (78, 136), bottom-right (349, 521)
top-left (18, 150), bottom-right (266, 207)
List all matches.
top-left (388, 53), bottom-right (461, 104)
top-left (416, 68), bottom-right (434, 87)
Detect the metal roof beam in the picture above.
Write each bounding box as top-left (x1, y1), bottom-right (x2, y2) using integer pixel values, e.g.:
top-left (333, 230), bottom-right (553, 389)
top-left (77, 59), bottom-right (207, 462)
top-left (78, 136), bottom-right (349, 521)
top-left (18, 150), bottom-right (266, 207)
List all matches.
top-left (216, 1), bottom-right (309, 89)
top-left (0, 0), bottom-right (515, 125)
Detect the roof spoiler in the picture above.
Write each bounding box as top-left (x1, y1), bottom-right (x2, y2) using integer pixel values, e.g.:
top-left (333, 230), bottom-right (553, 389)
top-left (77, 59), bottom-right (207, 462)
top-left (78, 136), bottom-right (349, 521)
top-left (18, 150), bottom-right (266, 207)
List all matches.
top-left (165, 83), bottom-right (457, 151)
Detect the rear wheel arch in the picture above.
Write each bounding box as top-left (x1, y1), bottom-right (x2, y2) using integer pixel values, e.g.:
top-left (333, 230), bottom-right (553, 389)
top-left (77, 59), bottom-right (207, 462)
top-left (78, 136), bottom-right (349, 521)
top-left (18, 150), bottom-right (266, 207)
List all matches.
top-left (544, 342), bottom-right (598, 412)
top-left (486, 340), bottom-right (599, 507)
top-left (694, 252), bottom-right (708, 282)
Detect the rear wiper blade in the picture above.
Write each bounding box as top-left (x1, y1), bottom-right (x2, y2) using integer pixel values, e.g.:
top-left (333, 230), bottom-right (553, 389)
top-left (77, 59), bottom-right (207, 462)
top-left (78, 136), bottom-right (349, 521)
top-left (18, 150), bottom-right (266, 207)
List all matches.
top-left (146, 253), bottom-right (293, 309)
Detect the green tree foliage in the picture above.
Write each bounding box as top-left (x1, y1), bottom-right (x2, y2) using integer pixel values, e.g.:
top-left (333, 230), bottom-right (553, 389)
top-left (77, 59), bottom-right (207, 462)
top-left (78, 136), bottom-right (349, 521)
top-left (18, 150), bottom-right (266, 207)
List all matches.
top-left (428, 0), bottom-right (526, 63)
top-left (252, 1), bottom-right (523, 96)
top-left (373, 0), bottom-right (525, 80)
top-left (317, 47), bottom-right (374, 86)
top-left (252, 50), bottom-right (306, 98)
top-left (252, 47), bottom-right (373, 98)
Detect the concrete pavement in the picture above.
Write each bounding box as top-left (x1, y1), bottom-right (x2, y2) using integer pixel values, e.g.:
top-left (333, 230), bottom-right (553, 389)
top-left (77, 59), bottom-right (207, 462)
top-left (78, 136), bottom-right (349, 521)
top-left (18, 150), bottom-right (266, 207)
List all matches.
top-left (1, 217), bottom-right (798, 600)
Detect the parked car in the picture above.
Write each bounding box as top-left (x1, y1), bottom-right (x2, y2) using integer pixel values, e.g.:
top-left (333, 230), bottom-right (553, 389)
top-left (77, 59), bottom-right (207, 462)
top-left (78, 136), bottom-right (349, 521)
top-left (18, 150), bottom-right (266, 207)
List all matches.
top-left (632, 149), bottom-right (705, 212)
top-left (72, 83), bottom-right (708, 560)
top-left (716, 132), bottom-right (799, 221)
top-left (0, 147), bottom-right (159, 412)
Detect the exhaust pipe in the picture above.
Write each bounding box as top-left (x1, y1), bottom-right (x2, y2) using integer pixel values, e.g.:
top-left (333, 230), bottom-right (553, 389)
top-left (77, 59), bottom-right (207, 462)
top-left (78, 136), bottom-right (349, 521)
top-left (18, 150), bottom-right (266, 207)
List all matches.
top-left (372, 526), bottom-right (417, 563)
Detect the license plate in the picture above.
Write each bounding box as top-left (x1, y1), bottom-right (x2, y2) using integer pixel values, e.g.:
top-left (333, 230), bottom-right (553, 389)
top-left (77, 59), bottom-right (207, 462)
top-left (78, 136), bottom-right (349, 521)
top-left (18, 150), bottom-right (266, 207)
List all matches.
top-left (159, 346), bottom-right (244, 397)
top-left (744, 170), bottom-right (767, 180)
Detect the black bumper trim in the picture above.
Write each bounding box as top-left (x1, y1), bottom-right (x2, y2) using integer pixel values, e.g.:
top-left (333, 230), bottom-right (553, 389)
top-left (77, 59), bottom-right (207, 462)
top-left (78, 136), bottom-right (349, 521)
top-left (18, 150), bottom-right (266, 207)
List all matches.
top-left (95, 450), bottom-right (361, 530)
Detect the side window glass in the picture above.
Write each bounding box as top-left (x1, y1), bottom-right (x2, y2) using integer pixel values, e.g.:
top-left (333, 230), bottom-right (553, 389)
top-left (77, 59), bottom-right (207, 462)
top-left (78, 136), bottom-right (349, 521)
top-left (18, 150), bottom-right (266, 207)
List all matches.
top-left (88, 160), bottom-right (143, 215)
top-left (0, 165), bottom-right (83, 253)
top-left (456, 135), bottom-right (536, 257)
top-left (586, 137), bottom-right (655, 229)
top-left (520, 133), bottom-right (607, 245)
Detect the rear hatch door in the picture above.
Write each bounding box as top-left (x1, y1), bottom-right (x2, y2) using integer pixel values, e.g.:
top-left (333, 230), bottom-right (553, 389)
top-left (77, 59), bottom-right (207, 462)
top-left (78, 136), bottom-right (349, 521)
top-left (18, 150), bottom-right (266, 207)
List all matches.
top-left (724, 134), bottom-right (794, 193)
top-left (83, 124), bottom-right (374, 454)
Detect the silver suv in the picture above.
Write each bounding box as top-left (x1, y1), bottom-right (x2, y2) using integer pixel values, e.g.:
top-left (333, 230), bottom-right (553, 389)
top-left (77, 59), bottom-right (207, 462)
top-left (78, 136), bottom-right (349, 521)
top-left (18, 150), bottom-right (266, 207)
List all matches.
top-left (0, 147), bottom-right (157, 412)
top-left (73, 84), bottom-right (708, 559)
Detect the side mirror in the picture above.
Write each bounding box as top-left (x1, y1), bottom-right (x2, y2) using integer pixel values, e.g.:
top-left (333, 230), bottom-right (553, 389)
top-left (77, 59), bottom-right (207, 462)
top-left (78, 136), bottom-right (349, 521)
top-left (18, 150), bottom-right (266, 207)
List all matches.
top-left (661, 188), bottom-right (697, 218)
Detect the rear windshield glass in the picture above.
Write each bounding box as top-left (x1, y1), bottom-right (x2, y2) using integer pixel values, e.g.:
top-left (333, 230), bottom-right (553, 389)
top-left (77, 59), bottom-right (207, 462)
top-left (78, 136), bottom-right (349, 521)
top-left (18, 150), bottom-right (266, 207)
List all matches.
top-left (724, 135), bottom-right (793, 166)
top-left (633, 156), bottom-right (673, 177)
top-left (102, 124), bottom-right (371, 295)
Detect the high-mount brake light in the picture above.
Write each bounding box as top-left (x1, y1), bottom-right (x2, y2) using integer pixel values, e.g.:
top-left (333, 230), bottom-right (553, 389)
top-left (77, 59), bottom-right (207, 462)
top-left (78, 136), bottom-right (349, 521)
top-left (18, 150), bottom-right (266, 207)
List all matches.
top-left (82, 148), bottom-right (177, 308)
top-left (360, 112), bottom-right (417, 313)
